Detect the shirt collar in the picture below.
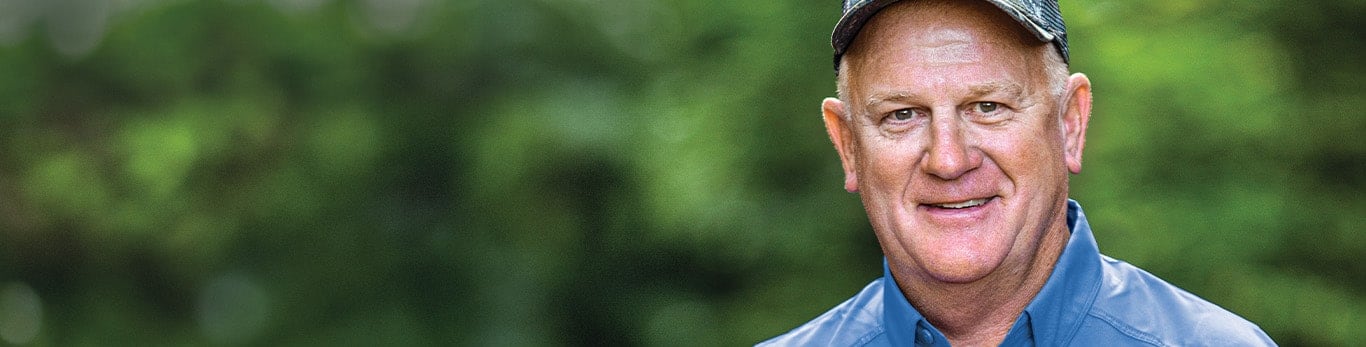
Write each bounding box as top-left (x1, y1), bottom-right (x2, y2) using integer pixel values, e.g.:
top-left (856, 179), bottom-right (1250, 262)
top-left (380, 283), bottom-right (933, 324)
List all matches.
top-left (880, 199), bottom-right (1103, 346)
top-left (1021, 199), bottom-right (1104, 345)
top-left (882, 259), bottom-right (948, 346)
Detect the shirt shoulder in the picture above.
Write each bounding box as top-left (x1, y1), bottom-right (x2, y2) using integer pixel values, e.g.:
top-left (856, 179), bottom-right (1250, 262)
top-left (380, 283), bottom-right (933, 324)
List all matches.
top-left (756, 278), bottom-right (890, 347)
top-left (1072, 255), bottom-right (1277, 347)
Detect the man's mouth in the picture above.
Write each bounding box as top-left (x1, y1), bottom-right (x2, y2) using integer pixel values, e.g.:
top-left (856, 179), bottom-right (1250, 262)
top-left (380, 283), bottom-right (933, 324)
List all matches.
top-left (928, 198), bottom-right (991, 209)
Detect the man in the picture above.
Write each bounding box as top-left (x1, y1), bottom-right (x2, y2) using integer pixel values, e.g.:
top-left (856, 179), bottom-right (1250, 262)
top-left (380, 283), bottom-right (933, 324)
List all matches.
top-left (760, 0), bottom-right (1276, 346)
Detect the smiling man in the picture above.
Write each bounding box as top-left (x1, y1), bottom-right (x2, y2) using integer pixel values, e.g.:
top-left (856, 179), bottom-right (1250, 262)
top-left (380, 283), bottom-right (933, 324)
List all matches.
top-left (758, 0), bottom-right (1275, 346)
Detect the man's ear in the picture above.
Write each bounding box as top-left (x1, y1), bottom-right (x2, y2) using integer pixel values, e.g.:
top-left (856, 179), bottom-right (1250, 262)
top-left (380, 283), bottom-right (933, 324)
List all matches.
top-left (1061, 73), bottom-right (1092, 174)
top-left (823, 98), bottom-right (859, 192)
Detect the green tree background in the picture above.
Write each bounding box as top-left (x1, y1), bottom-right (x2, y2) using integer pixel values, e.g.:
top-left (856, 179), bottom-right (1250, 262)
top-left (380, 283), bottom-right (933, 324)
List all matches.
top-left (0, 0), bottom-right (1361, 345)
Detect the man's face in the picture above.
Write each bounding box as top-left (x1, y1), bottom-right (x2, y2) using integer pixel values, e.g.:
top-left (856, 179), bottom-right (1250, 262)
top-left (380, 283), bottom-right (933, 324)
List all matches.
top-left (825, 0), bottom-right (1089, 285)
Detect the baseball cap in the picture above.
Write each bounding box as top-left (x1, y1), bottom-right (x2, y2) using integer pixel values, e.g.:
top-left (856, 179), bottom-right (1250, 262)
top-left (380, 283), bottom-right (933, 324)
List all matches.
top-left (832, 0), bottom-right (1070, 70)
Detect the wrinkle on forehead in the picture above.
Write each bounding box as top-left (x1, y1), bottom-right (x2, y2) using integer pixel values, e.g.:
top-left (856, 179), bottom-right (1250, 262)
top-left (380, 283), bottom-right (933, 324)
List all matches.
top-left (912, 29), bottom-right (983, 66)
top-left (862, 80), bottom-right (1029, 111)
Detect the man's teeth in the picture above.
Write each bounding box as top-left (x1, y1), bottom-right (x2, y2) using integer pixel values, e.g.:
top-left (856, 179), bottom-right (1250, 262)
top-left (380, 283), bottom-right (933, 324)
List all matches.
top-left (933, 198), bottom-right (988, 209)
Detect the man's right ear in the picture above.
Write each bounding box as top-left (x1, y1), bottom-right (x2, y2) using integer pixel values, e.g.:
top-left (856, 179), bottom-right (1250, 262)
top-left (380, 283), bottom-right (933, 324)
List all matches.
top-left (822, 98), bottom-right (859, 193)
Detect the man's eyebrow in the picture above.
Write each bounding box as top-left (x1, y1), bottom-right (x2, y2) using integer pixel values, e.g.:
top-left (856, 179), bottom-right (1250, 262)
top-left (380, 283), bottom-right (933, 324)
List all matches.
top-left (968, 82), bottom-right (1025, 99)
top-left (862, 82), bottom-right (1026, 110)
top-left (863, 91), bottom-right (919, 110)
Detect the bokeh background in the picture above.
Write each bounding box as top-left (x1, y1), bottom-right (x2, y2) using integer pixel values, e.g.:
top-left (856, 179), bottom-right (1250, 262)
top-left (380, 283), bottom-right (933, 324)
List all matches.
top-left (0, 0), bottom-right (1362, 345)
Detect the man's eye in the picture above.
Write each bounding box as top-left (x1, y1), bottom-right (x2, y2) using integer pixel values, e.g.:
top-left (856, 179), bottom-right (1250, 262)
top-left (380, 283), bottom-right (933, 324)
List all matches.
top-left (975, 102), bottom-right (999, 113)
top-left (891, 109), bottom-right (917, 120)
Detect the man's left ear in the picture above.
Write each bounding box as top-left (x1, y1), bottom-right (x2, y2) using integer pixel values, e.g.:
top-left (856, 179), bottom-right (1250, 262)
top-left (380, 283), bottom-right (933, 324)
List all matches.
top-left (1061, 73), bottom-right (1092, 174)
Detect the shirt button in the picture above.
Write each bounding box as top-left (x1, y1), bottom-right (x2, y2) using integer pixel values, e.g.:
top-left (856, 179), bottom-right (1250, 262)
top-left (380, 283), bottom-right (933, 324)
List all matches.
top-left (915, 327), bottom-right (934, 345)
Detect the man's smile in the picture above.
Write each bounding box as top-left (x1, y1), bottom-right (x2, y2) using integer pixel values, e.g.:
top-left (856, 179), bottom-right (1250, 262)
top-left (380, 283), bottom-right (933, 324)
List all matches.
top-left (915, 196), bottom-right (999, 220)
top-left (926, 197), bottom-right (991, 209)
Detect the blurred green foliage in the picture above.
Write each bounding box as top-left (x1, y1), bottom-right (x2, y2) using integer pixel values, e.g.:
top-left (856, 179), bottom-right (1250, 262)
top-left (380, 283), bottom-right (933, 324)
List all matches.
top-left (0, 0), bottom-right (1361, 346)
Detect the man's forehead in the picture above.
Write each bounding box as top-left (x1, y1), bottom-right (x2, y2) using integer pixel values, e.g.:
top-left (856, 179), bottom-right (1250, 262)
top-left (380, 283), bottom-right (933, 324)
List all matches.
top-left (911, 30), bottom-right (983, 63)
top-left (857, 1), bottom-right (1035, 51)
top-left (841, 0), bottom-right (1047, 76)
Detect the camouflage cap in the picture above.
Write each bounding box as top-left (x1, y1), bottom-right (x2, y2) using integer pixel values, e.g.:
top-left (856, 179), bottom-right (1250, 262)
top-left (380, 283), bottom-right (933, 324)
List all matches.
top-left (832, 0), bottom-right (1069, 71)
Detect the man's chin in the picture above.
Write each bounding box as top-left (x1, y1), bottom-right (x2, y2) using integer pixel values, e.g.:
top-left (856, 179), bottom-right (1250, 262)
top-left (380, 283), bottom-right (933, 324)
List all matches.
top-left (912, 249), bottom-right (1008, 284)
top-left (922, 264), bottom-right (997, 284)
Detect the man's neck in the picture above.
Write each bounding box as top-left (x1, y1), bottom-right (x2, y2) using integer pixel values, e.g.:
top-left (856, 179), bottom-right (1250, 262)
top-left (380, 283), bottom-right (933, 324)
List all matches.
top-left (891, 224), bottom-right (1070, 347)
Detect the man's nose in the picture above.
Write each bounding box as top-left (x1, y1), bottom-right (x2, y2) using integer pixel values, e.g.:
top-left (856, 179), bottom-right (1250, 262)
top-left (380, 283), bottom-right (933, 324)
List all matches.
top-left (922, 116), bottom-right (978, 180)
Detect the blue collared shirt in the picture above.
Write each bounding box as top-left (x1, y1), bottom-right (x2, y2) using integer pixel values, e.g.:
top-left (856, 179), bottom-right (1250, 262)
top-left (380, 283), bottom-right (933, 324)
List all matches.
top-left (759, 200), bottom-right (1275, 346)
